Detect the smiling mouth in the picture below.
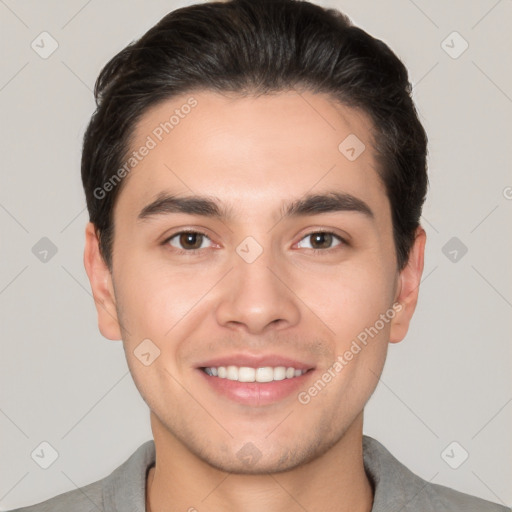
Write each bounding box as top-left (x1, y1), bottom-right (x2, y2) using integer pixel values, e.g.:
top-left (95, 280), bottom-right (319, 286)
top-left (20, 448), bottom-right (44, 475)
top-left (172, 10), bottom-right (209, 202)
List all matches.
top-left (200, 365), bottom-right (312, 383)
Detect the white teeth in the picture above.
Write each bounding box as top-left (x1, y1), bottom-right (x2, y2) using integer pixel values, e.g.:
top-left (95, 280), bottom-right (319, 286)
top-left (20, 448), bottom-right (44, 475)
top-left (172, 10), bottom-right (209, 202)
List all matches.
top-left (256, 367), bottom-right (274, 382)
top-left (203, 365), bottom-right (306, 382)
top-left (238, 367), bottom-right (256, 382)
top-left (273, 366), bottom-right (286, 381)
top-left (226, 365), bottom-right (238, 380)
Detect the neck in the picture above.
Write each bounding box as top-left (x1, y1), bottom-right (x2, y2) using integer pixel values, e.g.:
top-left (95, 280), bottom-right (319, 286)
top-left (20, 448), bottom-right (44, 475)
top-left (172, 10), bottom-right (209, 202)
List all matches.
top-left (146, 412), bottom-right (374, 512)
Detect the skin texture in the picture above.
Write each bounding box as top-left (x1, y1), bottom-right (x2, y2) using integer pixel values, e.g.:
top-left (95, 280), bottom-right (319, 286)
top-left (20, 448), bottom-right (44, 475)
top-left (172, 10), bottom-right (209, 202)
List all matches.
top-left (84, 89), bottom-right (426, 512)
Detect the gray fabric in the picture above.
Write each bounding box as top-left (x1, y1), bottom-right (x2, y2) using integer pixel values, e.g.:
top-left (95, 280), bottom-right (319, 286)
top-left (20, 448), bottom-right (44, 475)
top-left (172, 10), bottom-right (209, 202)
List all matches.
top-left (8, 436), bottom-right (510, 511)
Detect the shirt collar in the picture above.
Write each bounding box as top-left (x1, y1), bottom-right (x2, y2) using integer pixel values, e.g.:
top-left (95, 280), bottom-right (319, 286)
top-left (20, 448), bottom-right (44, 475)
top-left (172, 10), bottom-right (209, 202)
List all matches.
top-left (102, 435), bottom-right (428, 511)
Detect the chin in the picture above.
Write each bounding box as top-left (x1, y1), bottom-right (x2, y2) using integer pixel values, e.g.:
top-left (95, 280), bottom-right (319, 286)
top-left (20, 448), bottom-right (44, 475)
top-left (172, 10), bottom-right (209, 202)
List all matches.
top-left (192, 436), bottom-right (331, 476)
top-left (200, 452), bottom-right (303, 475)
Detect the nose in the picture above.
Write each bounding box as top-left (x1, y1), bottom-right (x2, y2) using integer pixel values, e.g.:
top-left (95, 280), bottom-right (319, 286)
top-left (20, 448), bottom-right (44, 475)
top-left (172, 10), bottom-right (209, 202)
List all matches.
top-left (214, 245), bottom-right (301, 335)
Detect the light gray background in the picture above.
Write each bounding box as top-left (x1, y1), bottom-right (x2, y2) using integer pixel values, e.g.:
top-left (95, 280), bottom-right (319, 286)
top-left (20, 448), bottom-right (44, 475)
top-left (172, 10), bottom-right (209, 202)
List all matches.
top-left (1, 0), bottom-right (511, 509)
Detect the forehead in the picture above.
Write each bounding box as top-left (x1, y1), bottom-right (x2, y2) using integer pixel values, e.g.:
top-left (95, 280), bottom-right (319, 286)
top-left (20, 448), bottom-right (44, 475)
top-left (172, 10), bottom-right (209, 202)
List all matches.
top-left (114, 89), bottom-right (388, 223)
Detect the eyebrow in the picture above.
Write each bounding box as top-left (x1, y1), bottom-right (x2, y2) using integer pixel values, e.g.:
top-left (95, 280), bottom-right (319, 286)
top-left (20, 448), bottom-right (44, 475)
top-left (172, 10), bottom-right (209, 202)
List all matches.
top-left (137, 191), bottom-right (374, 222)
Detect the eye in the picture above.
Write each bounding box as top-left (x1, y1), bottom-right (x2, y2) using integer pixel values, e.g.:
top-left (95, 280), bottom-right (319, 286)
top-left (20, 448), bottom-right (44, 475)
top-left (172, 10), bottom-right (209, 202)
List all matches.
top-left (296, 231), bottom-right (345, 252)
top-left (162, 230), bottom-right (346, 255)
top-left (164, 230), bottom-right (213, 253)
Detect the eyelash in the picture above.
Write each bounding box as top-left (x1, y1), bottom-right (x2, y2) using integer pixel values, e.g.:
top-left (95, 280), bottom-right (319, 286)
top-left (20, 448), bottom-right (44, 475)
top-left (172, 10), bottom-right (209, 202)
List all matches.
top-left (161, 229), bottom-right (347, 256)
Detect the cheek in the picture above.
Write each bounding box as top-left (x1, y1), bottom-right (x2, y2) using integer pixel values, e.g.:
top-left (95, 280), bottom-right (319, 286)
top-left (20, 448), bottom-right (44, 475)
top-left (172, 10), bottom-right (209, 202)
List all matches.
top-left (113, 256), bottom-right (219, 347)
top-left (298, 260), bottom-right (396, 340)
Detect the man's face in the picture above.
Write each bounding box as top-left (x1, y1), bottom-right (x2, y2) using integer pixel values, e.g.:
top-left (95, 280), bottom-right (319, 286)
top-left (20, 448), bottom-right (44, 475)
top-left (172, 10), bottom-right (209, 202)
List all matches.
top-left (86, 90), bottom-right (422, 473)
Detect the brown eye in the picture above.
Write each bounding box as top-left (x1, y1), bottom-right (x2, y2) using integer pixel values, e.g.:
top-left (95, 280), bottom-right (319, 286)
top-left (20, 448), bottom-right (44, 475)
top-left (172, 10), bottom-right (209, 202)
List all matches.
top-left (297, 232), bottom-right (343, 251)
top-left (180, 233), bottom-right (203, 249)
top-left (166, 231), bottom-right (212, 251)
top-left (311, 233), bottom-right (333, 249)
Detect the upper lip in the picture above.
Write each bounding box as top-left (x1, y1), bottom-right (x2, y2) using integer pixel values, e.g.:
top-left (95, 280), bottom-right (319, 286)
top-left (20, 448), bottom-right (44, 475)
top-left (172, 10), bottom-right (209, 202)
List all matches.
top-left (197, 353), bottom-right (315, 371)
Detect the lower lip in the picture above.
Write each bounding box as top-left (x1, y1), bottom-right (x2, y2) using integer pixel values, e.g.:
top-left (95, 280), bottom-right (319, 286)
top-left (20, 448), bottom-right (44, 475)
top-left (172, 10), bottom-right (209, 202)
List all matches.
top-left (197, 369), bottom-right (314, 406)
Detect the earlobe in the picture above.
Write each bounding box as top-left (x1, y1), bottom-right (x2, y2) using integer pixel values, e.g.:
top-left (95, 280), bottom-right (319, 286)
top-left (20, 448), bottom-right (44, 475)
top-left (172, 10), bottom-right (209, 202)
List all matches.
top-left (83, 222), bottom-right (122, 341)
top-left (389, 226), bottom-right (426, 344)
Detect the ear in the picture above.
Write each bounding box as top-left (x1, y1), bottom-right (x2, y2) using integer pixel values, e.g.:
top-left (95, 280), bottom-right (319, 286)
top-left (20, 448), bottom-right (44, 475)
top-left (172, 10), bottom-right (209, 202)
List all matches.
top-left (389, 226), bottom-right (426, 344)
top-left (83, 222), bottom-right (122, 341)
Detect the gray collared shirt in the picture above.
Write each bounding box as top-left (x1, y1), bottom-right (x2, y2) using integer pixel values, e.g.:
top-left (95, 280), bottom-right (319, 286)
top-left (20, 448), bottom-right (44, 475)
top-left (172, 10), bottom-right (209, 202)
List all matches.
top-left (7, 436), bottom-right (510, 511)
